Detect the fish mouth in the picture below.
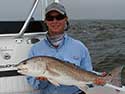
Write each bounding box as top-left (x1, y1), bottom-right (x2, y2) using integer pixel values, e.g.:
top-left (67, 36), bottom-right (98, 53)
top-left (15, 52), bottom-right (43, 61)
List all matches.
top-left (17, 68), bottom-right (28, 73)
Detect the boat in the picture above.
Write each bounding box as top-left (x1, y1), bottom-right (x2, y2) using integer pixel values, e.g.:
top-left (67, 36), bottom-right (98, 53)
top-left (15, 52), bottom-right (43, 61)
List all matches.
top-left (0, 0), bottom-right (124, 94)
top-left (0, 0), bottom-right (47, 93)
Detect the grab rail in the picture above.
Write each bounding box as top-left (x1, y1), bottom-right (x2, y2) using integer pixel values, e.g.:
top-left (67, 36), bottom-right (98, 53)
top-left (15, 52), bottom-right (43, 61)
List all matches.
top-left (17, 0), bottom-right (40, 37)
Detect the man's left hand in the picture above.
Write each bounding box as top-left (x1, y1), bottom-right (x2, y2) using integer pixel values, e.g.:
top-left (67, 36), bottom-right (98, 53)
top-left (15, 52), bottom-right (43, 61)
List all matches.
top-left (94, 77), bottom-right (106, 85)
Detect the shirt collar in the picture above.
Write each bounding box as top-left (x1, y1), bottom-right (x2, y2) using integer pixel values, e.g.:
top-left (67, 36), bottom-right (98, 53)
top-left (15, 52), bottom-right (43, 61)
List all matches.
top-left (44, 33), bottom-right (68, 49)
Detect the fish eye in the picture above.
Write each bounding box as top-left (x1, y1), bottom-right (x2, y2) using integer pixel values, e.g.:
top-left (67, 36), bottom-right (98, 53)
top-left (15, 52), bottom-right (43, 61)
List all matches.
top-left (108, 73), bottom-right (112, 76)
top-left (23, 62), bottom-right (27, 65)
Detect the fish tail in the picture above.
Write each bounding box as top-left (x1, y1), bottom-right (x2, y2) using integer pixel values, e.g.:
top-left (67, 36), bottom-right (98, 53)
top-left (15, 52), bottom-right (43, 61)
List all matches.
top-left (105, 65), bottom-right (124, 87)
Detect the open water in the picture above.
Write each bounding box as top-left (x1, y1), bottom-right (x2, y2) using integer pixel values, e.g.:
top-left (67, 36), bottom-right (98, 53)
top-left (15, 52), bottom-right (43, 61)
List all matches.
top-left (67, 19), bottom-right (125, 85)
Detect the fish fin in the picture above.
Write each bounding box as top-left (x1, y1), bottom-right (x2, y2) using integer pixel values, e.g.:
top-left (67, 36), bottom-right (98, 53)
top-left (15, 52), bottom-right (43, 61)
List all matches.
top-left (77, 82), bottom-right (92, 92)
top-left (105, 65), bottom-right (124, 89)
top-left (78, 85), bottom-right (89, 92)
top-left (48, 78), bottom-right (60, 86)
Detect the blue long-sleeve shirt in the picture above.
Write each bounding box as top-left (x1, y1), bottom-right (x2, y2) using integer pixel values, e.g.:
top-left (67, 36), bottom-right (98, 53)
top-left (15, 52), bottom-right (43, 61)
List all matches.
top-left (27, 34), bottom-right (93, 94)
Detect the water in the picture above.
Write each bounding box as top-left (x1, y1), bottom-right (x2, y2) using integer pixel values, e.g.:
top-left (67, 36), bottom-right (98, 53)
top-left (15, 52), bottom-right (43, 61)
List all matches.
top-left (67, 19), bottom-right (125, 85)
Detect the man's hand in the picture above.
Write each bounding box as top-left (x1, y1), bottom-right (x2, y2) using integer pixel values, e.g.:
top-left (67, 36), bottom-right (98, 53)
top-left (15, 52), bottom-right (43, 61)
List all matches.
top-left (36, 76), bottom-right (47, 80)
top-left (94, 77), bottom-right (106, 85)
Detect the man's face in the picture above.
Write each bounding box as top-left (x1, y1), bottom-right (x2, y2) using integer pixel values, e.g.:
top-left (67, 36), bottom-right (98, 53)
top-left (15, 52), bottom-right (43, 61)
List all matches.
top-left (45, 11), bottom-right (67, 36)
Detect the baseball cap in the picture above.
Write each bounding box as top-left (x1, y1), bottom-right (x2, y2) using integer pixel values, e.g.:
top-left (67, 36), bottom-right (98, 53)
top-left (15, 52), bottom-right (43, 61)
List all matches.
top-left (45, 2), bottom-right (67, 16)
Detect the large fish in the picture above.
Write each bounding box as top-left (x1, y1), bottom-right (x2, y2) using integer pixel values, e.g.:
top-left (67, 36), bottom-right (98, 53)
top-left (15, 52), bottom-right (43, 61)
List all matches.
top-left (16, 56), bottom-right (124, 92)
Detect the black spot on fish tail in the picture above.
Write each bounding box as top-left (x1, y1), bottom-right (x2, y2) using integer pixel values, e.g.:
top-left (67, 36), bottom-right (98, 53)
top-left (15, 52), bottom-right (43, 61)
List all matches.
top-left (106, 65), bottom-right (124, 87)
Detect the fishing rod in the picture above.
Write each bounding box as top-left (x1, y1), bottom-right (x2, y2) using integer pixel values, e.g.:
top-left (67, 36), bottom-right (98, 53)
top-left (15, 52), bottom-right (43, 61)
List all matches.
top-left (17, 0), bottom-right (40, 37)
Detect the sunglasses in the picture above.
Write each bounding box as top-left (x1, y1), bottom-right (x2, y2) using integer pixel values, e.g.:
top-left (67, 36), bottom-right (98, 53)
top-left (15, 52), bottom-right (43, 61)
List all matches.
top-left (45, 14), bottom-right (66, 21)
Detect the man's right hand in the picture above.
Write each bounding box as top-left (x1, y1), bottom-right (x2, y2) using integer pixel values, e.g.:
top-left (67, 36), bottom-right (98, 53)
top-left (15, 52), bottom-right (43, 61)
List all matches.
top-left (36, 77), bottom-right (48, 80)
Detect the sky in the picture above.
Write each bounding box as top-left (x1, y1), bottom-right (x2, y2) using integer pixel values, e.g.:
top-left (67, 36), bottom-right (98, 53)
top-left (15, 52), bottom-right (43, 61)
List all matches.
top-left (0, 0), bottom-right (125, 21)
top-left (61, 0), bottom-right (125, 20)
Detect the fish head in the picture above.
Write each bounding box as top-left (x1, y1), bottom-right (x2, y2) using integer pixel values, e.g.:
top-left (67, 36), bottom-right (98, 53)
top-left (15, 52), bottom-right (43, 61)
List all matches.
top-left (17, 57), bottom-right (47, 77)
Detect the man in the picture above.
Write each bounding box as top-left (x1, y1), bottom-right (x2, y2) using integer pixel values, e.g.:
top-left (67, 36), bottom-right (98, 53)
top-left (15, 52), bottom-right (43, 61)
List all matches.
top-left (27, 2), bottom-right (105, 94)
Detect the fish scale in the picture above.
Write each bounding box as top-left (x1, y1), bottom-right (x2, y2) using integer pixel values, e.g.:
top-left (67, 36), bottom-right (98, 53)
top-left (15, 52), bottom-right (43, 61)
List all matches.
top-left (16, 56), bottom-right (125, 92)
